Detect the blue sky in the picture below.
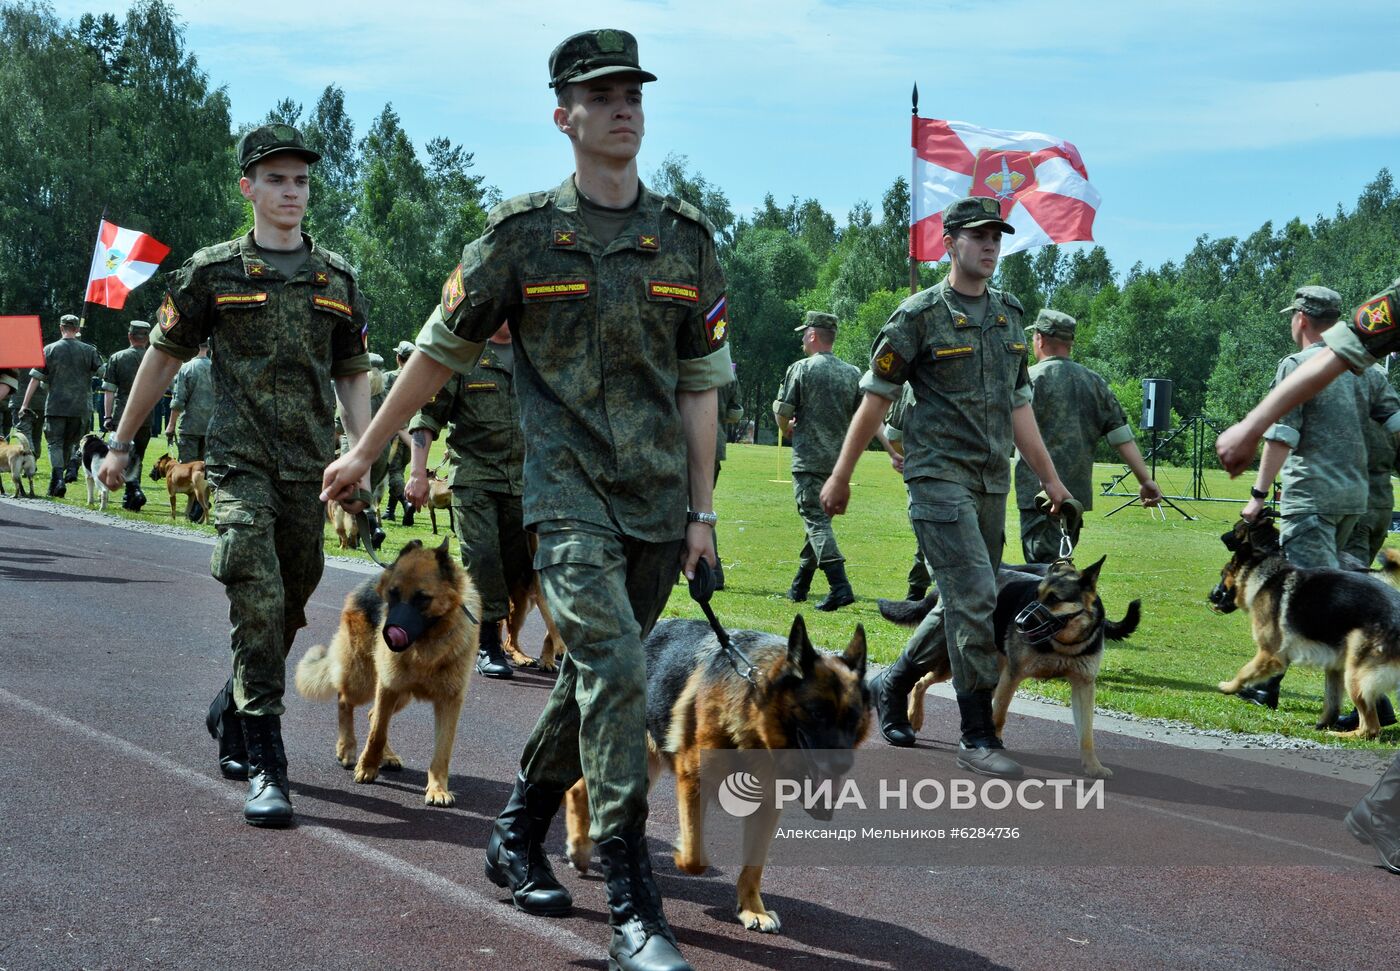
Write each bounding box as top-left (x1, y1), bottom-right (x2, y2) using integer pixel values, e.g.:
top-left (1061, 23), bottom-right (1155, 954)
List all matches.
top-left (59, 0), bottom-right (1400, 274)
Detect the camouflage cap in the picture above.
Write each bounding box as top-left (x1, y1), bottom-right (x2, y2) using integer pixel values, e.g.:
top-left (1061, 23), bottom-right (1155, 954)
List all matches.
top-left (237, 123), bottom-right (321, 172)
top-left (368, 352), bottom-right (385, 368)
top-left (59, 313), bottom-right (80, 328)
top-left (794, 311), bottom-right (839, 333)
top-left (1279, 285), bottom-right (1342, 319)
top-left (128, 320), bottom-right (152, 334)
top-left (1027, 309), bottom-right (1076, 340)
top-left (943, 196), bottom-right (1016, 235)
top-left (548, 29), bottom-right (656, 89)
top-left (394, 340), bottom-right (415, 359)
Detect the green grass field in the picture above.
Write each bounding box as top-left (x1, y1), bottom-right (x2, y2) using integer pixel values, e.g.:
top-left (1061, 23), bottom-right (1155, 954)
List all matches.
top-left (12, 432), bottom-right (1395, 747)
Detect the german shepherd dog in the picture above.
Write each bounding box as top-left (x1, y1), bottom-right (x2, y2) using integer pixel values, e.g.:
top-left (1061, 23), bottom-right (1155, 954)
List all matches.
top-left (79, 433), bottom-right (110, 510)
top-left (150, 453), bottom-right (210, 521)
top-left (880, 557), bottom-right (1140, 779)
top-left (1210, 514), bottom-right (1400, 738)
top-left (499, 533), bottom-right (566, 671)
top-left (295, 537), bottom-right (481, 805)
top-left (0, 431), bottom-right (36, 497)
top-left (564, 616), bottom-right (871, 934)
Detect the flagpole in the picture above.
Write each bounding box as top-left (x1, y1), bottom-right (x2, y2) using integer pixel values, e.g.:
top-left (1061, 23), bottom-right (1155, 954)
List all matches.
top-left (909, 83), bottom-right (920, 297)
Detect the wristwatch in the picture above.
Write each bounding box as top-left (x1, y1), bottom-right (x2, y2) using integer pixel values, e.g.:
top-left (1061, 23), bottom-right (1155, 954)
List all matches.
top-left (686, 510), bottom-right (718, 526)
top-left (1249, 485), bottom-right (1269, 500)
top-left (106, 435), bottom-right (136, 453)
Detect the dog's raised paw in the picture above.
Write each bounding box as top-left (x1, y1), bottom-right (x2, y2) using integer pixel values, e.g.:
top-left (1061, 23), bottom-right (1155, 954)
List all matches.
top-left (565, 839), bottom-right (592, 874)
top-left (738, 908), bottom-right (781, 934)
top-left (424, 788), bottom-right (455, 807)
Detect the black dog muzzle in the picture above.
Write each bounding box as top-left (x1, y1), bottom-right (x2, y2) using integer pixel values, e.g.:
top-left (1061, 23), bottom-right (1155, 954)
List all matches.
top-left (1207, 579), bottom-right (1236, 614)
top-left (1015, 600), bottom-right (1080, 645)
top-left (383, 602), bottom-right (439, 652)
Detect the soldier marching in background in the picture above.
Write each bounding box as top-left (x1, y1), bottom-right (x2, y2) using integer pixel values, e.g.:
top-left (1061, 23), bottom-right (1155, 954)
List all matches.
top-left (103, 319), bottom-right (155, 511)
top-left (712, 361), bottom-right (743, 589)
top-left (882, 383), bottom-right (932, 600)
top-left (165, 339), bottom-right (215, 521)
top-left (21, 313), bottom-right (102, 496)
top-left (383, 340), bottom-right (416, 526)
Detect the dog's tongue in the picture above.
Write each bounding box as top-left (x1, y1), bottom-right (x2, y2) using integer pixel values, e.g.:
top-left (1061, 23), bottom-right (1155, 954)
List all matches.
top-left (384, 626), bottom-right (410, 650)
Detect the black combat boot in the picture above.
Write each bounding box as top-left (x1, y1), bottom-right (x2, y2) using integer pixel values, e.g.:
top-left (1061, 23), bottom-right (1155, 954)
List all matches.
top-left (786, 564), bottom-right (816, 603)
top-left (385, 492), bottom-right (400, 523)
top-left (63, 456), bottom-right (80, 483)
top-left (241, 714), bottom-right (294, 827)
top-left (954, 690), bottom-right (1022, 778)
top-left (475, 623), bottom-right (514, 680)
top-left (1236, 672), bottom-right (1283, 710)
top-left (1333, 695), bottom-right (1397, 732)
top-left (597, 830), bottom-right (692, 971)
top-left (205, 677), bottom-right (248, 780)
top-left (131, 485), bottom-right (147, 511)
top-left (484, 772), bottom-right (573, 915)
top-left (815, 562), bottom-right (855, 611)
top-left (48, 468), bottom-right (66, 498)
top-left (870, 652), bottom-right (922, 747)
top-left (1347, 752), bottom-right (1400, 874)
top-left (402, 505), bottom-right (415, 528)
top-left (122, 482), bottom-right (141, 511)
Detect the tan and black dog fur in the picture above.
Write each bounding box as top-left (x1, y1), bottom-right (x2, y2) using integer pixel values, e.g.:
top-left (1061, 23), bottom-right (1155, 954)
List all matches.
top-left (1212, 516), bottom-right (1400, 738)
top-left (564, 616), bottom-right (870, 935)
top-left (295, 537), bottom-right (481, 806)
top-left (149, 453), bottom-right (210, 521)
top-left (882, 557), bottom-right (1139, 779)
top-left (326, 498), bottom-right (359, 549)
top-left (499, 532), bottom-right (566, 671)
top-left (0, 431), bottom-right (36, 498)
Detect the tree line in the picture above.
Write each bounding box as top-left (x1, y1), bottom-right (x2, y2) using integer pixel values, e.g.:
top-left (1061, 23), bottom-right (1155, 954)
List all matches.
top-left (5, 0), bottom-right (1398, 456)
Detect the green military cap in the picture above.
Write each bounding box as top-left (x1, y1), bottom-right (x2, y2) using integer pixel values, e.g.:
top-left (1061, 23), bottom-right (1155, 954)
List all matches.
top-left (794, 311), bottom-right (839, 333)
top-left (128, 320), bottom-right (152, 335)
top-left (368, 352), bottom-right (384, 368)
top-left (59, 313), bottom-right (80, 327)
top-left (1027, 309), bottom-right (1076, 340)
top-left (942, 195), bottom-right (1016, 235)
top-left (237, 123), bottom-right (321, 172)
top-left (548, 28), bottom-right (656, 89)
top-left (1279, 285), bottom-right (1342, 319)
top-left (395, 340), bottom-right (415, 358)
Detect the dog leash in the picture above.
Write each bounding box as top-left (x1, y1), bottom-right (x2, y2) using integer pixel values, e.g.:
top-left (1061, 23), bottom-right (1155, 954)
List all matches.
top-left (688, 558), bottom-right (759, 686)
top-left (1033, 492), bottom-right (1077, 560)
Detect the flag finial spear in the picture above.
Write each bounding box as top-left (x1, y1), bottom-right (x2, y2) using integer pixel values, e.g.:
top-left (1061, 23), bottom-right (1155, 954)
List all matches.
top-left (911, 83), bottom-right (918, 116)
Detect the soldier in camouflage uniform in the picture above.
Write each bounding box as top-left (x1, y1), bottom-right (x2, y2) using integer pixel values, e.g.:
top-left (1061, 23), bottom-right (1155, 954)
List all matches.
top-left (1216, 279), bottom-right (1400, 879)
top-left (821, 196), bottom-right (1070, 779)
top-left (1237, 286), bottom-right (1400, 712)
top-left (13, 369), bottom-right (45, 464)
top-left (882, 383), bottom-right (932, 599)
top-left (1015, 310), bottom-right (1162, 562)
top-left (22, 314), bottom-right (102, 496)
top-left (321, 30), bottom-right (727, 971)
top-left (99, 124), bottom-right (372, 829)
top-left (102, 320), bottom-right (155, 510)
top-left (166, 340), bottom-right (213, 462)
top-left (712, 363), bottom-right (743, 589)
top-left (1342, 363), bottom-right (1398, 566)
top-left (773, 311), bottom-right (863, 609)
top-left (383, 340), bottom-right (416, 525)
top-left (407, 323), bottom-right (527, 679)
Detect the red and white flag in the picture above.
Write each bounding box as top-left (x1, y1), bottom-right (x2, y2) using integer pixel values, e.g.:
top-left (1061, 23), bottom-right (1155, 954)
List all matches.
top-left (85, 219), bottom-right (171, 310)
top-left (911, 117), bottom-right (1100, 262)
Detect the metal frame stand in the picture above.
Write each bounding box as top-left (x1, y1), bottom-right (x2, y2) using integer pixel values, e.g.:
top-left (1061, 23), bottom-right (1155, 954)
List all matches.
top-left (1102, 415), bottom-right (1239, 521)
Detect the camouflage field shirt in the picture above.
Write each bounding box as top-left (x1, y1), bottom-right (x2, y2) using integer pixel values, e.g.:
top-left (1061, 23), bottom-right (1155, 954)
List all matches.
top-left (151, 231), bottom-right (371, 481)
top-left (716, 376), bottom-right (743, 464)
top-left (414, 176), bottom-right (733, 542)
top-left (1012, 356), bottom-right (1133, 510)
top-left (1362, 364), bottom-right (1400, 511)
top-left (171, 355), bottom-right (215, 436)
top-left (410, 341), bottom-right (523, 495)
top-left (773, 352), bottom-right (861, 476)
top-left (861, 280), bottom-right (1032, 494)
top-left (1264, 343), bottom-right (1400, 515)
top-left (102, 344), bottom-right (147, 422)
top-left (29, 336), bottom-right (102, 417)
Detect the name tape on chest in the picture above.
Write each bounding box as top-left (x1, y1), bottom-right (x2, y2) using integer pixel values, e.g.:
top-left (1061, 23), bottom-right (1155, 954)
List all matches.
top-left (523, 280), bottom-right (590, 301)
top-left (215, 292), bottom-right (269, 309)
top-left (313, 295), bottom-right (353, 317)
top-left (648, 281), bottom-right (699, 302)
top-left (1356, 294), bottom-right (1396, 335)
top-left (466, 381), bottom-right (498, 392)
top-left (934, 345), bottom-right (975, 360)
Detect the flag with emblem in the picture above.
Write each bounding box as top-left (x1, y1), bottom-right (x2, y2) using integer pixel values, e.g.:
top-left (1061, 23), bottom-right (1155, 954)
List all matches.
top-left (84, 219), bottom-right (171, 310)
top-left (910, 117), bottom-right (1100, 262)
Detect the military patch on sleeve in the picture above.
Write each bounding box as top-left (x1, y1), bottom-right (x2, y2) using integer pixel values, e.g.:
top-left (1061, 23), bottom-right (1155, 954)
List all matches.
top-left (214, 292), bottom-right (269, 309)
top-left (552, 230), bottom-right (576, 247)
top-left (442, 264), bottom-right (467, 314)
top-left (313, 270), bottom-right (330, 286)
top-left (873, 348), bottom-right (905, 378)
top-left (648, 281), bottom-right (699, 302)
top-left (523, 280), bottom-right (590, 301)
top-left (1355, 294), bottom-right (1396, 335)
top-left (312, 295), bottom-right (353, 317)
top-left (156, 293), bottom-right (180, 333)
top-left (639, 234), bottom-right (659, 250)
top-left (934, 345), bottom-right (975, 359)
top-left (704, 295), bottom-right (728, 348)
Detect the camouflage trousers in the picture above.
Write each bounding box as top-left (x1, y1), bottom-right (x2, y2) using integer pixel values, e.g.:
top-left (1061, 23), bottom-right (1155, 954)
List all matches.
top-left (15, 410), bottom-right (41, 461)
top-left (907, 549), bottom-right (930, 590)
top-left (900, 479), bottom-right (1006, 694)
top-left (1280, 511), bottom-right (1360, 570)
top-left (1343, 507), bottom-right (1393, 567)
top-left (519, 521), bottom-right (682, 840)
top-left (793, 471), bottom-right (844, 569)
top-left (208, 468), bottom-right (326, 717)
top-left (451, 486), bottom-right (531, 624)
top-left (177, 433), bottom-right (206, 463)
top-left (1018, 506), bottom-right (1081, 564)
top-left (43, 414), bottom-right (85, 472)
top-left (386, 439), bottom-right (409, 502)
